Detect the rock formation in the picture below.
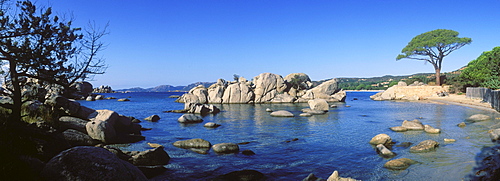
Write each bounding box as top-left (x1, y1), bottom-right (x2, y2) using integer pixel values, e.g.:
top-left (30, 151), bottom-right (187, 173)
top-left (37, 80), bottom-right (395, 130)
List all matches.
top-left (370, 83), bottom-right (449, 101)
top-left (177, 72), bottom-right (346, 104)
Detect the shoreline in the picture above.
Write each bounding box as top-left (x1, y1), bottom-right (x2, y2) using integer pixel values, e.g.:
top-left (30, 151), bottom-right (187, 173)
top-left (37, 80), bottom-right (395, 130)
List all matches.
top-left (424, 94), bottom-right (497, 112)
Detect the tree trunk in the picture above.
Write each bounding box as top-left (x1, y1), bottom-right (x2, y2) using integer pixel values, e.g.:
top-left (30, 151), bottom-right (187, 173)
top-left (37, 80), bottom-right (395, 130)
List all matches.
top-left (435, 68), bottom-right (441, 86)
top-left (9, 61), bottom-right (21, 121)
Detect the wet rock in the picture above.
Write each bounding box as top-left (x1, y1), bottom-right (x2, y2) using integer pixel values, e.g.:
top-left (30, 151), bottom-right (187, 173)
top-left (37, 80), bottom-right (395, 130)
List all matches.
top-left (144, 115), bottom-right (160, 122)
top-left (327, 170), bottom-right (360, 181)
top-left (173, 138), bottom-right (211, 148)
top-left (390, 126), bottom-right (408, 132)
top-left (204, 122), bottom-right (221, 128)
top-left (95, 95), bottom-right (105, 100)
top-left (467, 114), bottom-right (491, 122)
top-left (117, 98), bottom-right (130, 102)
top-left (147, 143), bottom-right (163, 148)
top-left (214, 169), bottom-right (264, 181)
top-left (41, 146), bottom-right (147, 181)
top-left (410, 140), bottom-right (439, 153)
top-left (330, 105), bottom-right (338, 108)
top-left (177, 114), bottom-right (203, 123)
top-left (302, 108), bottom-right (327, 115)
top-left (270, 110), bottom-right (294, 117)
top-left (266, 108), bottom-right (273, 112)
top-left (369, 133), bottom-right (392, 145)
top-left (401, 119), bottom-right (424, 130)
top-left (457, 122), bottom-right (466, 128)
top-left (308, 99), bottom-right (329, 111)
top-left (242, 150), bottom-right (256, 155)
top-left (303, 173), bottom-right (322, 181)
top-left (383, 158), bottom-right (417, 170)
top-left (129, 147), bottom-right (170, 166)
top-left (395, 142), bottom-right (413, 148)
top-left (489, 128), bottom-right (500, 142)
top-left (424, 125), bottom-right (441, 134)
top-left (444, 138), bottom-right (456, 142)
top-left (85, 96), bottom-right (95, 101)
top-left (300, 113), bottom-right (312, 117)
top-left (212, 143), bottom-right (239, 154)
top-left (376, 144), bottom-right (395, 157)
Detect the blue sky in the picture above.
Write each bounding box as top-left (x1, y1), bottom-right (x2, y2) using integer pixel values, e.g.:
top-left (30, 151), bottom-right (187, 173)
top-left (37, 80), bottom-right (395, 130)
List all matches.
top-left (47, 0), bottom-right (500, 89)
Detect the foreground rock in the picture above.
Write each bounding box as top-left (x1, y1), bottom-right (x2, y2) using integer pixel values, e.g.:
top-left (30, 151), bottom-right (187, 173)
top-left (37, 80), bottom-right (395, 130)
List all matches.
top-left (86, 109), bottom-right (144, 144)
top-left (303, 170), bottom-right (359, 181)
top-left (41, 146), bottom-right (147, 181)
top-left (424, 125), bottom-right (441, 134)
top-left (128, 147), bottom-right (170, 166)
top-left (489, 128), bottom-right (500, 142)
top-left (214, 169), bottom-right (264, 181)
top-left (270, 110), bottom-right (294, 117)
top-left (376, 144), bottom-right (395, 157)
top-left (212, 143), bottom-right (239, 154)
top-left (369, 133), bottom-right (392, 145)
top-left (410, 140), bottom-right (439, 153)
top-left (466, 114), bottom-right (491, 122)
top-left (144, 115), bottom-right (160, 122)
top-left (401, 119), bottom-right (424, 130)
top-left (178, 114), bottom-right (203, 123)
top-left (173, 138), bottom-right (212, 148)
top-left (384, 158), bottom-right (417, 170)
top-left (308, 99), bottom-right (329, 111)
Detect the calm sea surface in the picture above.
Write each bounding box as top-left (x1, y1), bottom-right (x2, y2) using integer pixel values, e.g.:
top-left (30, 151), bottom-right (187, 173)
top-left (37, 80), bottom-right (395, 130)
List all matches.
top-left (78, 91), bottom-right (500, 180)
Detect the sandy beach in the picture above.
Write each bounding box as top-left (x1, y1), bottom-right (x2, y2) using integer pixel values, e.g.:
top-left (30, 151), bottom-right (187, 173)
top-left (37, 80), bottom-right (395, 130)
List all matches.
top-left (425, 94), bottom-right (496, 112)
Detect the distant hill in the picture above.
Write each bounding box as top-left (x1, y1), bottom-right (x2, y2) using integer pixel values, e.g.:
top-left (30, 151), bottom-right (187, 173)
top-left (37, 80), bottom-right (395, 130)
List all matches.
top-left (116, 82), bottom-right (215, 92)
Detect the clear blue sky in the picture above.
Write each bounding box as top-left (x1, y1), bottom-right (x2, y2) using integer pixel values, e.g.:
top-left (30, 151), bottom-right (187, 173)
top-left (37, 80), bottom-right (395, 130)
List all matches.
top-left (47, 0), bottom-right (500, 89)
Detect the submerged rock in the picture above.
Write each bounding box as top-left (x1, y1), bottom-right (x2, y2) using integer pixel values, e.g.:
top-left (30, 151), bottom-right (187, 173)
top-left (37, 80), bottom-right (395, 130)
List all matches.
top-left (424, 125), bottom-right (441, 134)
top-left (144, 115), bottom-right (160, 122)
top-left (410, 140), bottom-right (439, 153)
top-left (204, 122), bottom-right (221, 128)
top-left (384, 158), bottom-right (417, 170)
top-left (212, 143), bottom-right (239, 154)
top-left (173, 138), bottom-right (211, 148)
top-left (270, 110), bottom-right (294, 117)
top-left (214, 169), bottom-right (264, 181)
top-left (177, 114), bottom-right (203, 123)
top-left (457, 122), bottom-right (466, 128)
top-left (390, 126), bottom-right (408, 132)
top-left (466, 114), bottom-right (491, 122)
top-left (401, 119), bottom-right (424, 130)
top-left (376, 144), bottom-right (395, 157)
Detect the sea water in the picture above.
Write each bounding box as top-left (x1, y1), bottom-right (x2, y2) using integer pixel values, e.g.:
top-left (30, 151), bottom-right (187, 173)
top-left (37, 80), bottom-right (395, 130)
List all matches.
top-left (78, 92), bottom-right (500, 180)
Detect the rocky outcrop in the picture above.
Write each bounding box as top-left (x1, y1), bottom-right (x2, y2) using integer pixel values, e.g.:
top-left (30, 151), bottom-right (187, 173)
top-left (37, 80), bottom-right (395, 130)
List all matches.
top-left (129, 147), bottom-right (170, 166)
top-left (177, 73), bottom-right (346, 105)
top-left (86, 109), bottom-right (144, 144)
top-left (303, 170), bottom-right (359, 181)
top-left (401, 119), bottom-right (425, 130)
top-left (253, 73), bottom-right (287, 103)
top-left (410, 140), bottom-right (439, 153)
top-left (93, 85), bottom-right (114, 93)
top-left (41, 146), bottom-right (147, 181)
top-left (69, 82), bottom-right (93, 99)
top-left (370, 84), bottom-right (449, 101)
top-left (222, 82), bottom-right (255, 103)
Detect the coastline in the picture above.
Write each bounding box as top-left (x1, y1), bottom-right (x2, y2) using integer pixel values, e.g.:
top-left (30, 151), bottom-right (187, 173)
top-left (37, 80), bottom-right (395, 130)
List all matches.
top-left (424, 94), bottom-right (496, 112)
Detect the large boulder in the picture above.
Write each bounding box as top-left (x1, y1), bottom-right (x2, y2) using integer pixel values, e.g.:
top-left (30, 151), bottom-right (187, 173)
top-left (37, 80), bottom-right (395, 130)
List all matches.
top-left (327, 170), bottom-right (359, 181)
top-left (62, 129), bottom-right (100, 146)
top-left (86, 110), bottom-right (144, 144)
top-left (188, 103), bottom-right (220, 115)
top-left (58, 116), bottom-right (88, 134)
top-left (41, 146), bottom-right (147, 181)
top-left (284, 73), bottom-right (313, 90)
top-left (424, 125), bottom-right (441, 134)
top-left (207, 79), bottom-right (227, 103)
top-left (376, 144), bottom-right (395, 157)
top-left (212, 143), bottom-right (239, 154)
top-left (410, 140), bottom-right (439, 153)
top-left (189, 85), bottom-right (209, 104)
top-left (383, 158), bottom-right (417, 170)
top-left (401, 119), bottom-right (425, 130)
top-left (70, 81), bottom-right (94, 98)
top-left (253, 73), bottom-right (287, 103)
top-left (308, 99), bottom-right (329, 111)
top-left (129, 147), bottom-right (170, 166)
top-left (301, 79), bottom-right (339, 100)
top-left (271, 93), bottom-right (296, 103)
top-left (222, 82), bottom-right (255, 103)
top-left (173, 138), bottom-right (212, 148)
top-left (369, 133), bottom-right (392, 145)
top-left (177, 114), bottom-right (203, 123)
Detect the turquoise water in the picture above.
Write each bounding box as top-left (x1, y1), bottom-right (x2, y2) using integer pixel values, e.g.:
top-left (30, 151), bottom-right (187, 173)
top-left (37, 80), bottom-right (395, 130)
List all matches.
top-left (78, 92), bottom-right (500, 180)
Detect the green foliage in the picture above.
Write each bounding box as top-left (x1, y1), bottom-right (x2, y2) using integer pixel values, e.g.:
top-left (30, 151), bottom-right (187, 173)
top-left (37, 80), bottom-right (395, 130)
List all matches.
top-left (397, 29), bottom-right (472, 85)
top-left (460, 46), bottom-right (500, 89)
